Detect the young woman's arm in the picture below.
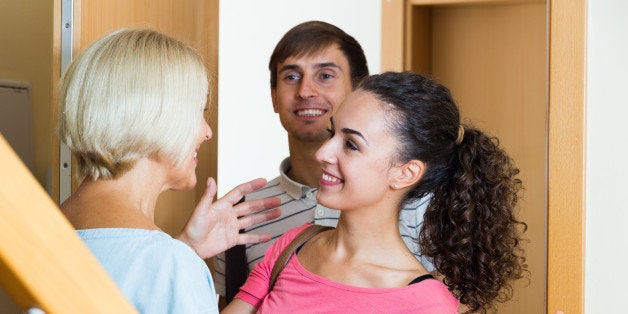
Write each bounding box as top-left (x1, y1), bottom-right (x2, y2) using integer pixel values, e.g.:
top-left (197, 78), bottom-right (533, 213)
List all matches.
top-left (221, 298), bottom-right (256, 314)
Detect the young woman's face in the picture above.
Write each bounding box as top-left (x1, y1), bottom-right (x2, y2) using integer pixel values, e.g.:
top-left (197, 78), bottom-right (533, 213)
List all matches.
top-left (315, 90), bottom-right (401, 211)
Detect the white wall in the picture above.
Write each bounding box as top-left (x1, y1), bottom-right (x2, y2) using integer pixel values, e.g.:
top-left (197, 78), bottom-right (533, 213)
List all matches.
top-left (586, 0), bottom-right (628, 312)
top-left (217, 0), bottom-right (381, 195)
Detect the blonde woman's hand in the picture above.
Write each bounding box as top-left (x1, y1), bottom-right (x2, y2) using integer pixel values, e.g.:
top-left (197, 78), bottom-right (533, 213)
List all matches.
top-left (178, 177), bottom-right (281, 259)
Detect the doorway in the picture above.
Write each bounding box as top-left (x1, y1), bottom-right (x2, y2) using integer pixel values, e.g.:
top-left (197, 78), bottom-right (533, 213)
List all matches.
top-left (383, 1), bottom-right (548, 312)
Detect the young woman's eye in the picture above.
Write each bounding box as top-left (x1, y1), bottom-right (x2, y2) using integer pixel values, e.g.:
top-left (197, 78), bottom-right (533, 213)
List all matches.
top-left (326, 127), bottom-right (335, 138)
top-left (344, 139), bottom-right (358, 151)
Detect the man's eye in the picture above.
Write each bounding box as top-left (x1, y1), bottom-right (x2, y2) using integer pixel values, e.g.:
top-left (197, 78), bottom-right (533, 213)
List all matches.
top-left (285, 74), bottom-right (300, 81)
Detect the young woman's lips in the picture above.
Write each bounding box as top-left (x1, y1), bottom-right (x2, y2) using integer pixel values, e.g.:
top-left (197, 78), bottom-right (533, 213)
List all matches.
top-left (320, 171), bottom-right (343, 186)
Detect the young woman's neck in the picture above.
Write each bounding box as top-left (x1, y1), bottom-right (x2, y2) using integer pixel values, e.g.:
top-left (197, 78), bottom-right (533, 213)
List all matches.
top-left (332, 200), bottom-right (407, 257)
top-left (314, 203), bottom-right (426, 277)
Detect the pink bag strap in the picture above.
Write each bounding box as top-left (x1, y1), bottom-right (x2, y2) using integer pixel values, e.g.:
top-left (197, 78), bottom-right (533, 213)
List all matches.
top-left (269, 224), bottom-right (333, 291)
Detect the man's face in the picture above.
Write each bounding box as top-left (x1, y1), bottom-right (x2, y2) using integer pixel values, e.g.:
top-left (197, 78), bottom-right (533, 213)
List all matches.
top-left (271, 44), bottom-right (353, 143)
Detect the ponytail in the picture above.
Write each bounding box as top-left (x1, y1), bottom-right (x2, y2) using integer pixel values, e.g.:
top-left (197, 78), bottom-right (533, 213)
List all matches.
top-left (358, 72), bottom-right (527, 312)
top-left (419, 127), bottom-right (527, 313)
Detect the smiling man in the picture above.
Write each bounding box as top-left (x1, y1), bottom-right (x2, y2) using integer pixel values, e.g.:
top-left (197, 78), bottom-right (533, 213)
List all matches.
top-left (214, 21), bottom-right (432, 305)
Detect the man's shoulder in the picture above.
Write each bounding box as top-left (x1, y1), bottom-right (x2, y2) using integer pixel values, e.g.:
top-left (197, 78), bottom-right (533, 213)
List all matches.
top-left (245, 176), bottom-right (284, 200)
top-left (399, 195), bottom-right (431, 225)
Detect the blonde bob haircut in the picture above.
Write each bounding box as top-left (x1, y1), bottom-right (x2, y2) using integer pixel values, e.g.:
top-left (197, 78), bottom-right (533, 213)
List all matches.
top-left (58, 28), bottom-right (208, 180)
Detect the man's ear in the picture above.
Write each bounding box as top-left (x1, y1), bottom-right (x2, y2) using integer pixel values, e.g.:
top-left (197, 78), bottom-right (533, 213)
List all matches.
top-left (390, 160), bottom-right (424, 190)
top-left (271, 88), bottom-right (279, 113)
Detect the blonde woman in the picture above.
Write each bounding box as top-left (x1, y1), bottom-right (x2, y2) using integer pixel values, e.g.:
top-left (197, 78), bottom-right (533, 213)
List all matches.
top-left (58, 28), bottom-right (280, 313)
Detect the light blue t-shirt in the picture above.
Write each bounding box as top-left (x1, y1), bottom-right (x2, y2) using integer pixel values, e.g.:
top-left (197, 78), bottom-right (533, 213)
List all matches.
top-left (77, 228), bottom-right (218, 314)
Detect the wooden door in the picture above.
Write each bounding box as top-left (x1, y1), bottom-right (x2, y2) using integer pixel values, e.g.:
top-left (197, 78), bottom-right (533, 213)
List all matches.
top-left (383, 0), bottom-right (553, 312)
top-left (52, 0), bottom-right (219, 236)
top-left (426, 4), bottom-right (546, 313)
top-left (383, 0), bottom-right (587, 312)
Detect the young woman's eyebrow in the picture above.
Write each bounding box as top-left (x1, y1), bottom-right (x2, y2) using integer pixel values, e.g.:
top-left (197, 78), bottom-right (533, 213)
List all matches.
top-left (341, 128), bottom-right (369, 146)
top-left (331, 117), bottom-right (369, 146)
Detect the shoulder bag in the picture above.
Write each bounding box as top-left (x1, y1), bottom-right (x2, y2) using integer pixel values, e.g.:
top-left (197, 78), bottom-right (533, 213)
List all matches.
top-left (268, 224), bottom-right (333, 290)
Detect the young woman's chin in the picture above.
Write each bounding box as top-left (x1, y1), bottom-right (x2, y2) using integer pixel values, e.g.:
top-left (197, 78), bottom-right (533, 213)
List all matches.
top-left (315, 191), bottom-right (341, 210)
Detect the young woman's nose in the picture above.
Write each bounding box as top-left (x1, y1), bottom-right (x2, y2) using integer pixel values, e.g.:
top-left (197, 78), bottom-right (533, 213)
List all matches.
top-left (315, 138), bottom-right (337, 165)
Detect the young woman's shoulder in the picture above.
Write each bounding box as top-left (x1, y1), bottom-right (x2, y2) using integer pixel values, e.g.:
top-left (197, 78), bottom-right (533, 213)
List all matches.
top-left (264, 223), bottom-right (312, 258)
top-left (406, 278), bottom-right (459, 313)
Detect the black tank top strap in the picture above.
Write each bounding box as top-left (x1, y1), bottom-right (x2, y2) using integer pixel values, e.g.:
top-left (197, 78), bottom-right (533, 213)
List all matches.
top-left (408, 274), bottom-right (435, 285)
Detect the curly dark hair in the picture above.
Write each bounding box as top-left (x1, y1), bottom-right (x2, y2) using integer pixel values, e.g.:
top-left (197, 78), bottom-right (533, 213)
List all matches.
top-left (358, 71), bottom-right (527, 313)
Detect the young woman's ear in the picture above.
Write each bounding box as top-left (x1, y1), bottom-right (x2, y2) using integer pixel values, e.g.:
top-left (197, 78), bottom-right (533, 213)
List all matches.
top-left (390, 160), bottom-right (424, 190)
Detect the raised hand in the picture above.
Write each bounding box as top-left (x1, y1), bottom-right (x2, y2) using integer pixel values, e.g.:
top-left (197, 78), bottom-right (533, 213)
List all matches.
top-left (177, 177), bottom-right (281, 259)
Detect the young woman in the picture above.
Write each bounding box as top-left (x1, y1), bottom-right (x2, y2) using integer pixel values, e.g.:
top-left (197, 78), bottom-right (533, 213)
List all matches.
top-left (58, 28), bottom-right (281, 313)
top-left (224, 71), bottom-right (527, 313)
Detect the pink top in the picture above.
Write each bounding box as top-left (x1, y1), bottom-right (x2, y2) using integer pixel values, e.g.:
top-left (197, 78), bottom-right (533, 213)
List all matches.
top-left (236, 224), bottom-right (459, 313)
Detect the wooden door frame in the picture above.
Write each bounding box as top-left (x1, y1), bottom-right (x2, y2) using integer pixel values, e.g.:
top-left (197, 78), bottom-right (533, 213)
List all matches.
top-left (0, 137), bottom-right (136, 312)
top-left (381, 0), bottom-right (586, 313)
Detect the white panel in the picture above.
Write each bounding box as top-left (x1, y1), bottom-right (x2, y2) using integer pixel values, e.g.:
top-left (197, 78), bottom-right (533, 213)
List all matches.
top-left (218, 0), bottom-right (381, 195)
top-left (586, 1), bottom-right (628, 312)
top-left (0, 80), bottom-right (34, 171)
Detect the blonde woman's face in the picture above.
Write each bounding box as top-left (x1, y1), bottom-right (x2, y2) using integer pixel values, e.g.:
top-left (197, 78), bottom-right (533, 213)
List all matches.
top-left (166, 117), bottom-right (212, 191)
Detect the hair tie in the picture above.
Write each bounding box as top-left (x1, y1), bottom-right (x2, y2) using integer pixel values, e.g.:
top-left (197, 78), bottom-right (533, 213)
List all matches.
top-left (456, 125), bottom-right (465, 144)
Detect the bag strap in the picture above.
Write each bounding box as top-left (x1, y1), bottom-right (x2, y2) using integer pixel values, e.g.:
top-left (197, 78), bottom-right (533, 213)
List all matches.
top-left (269, 224), bottom-right (333, 291)
top-left (225, 197), bottom-right (249, 302)
top-left (225, 244), bottom-right (248, 302)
